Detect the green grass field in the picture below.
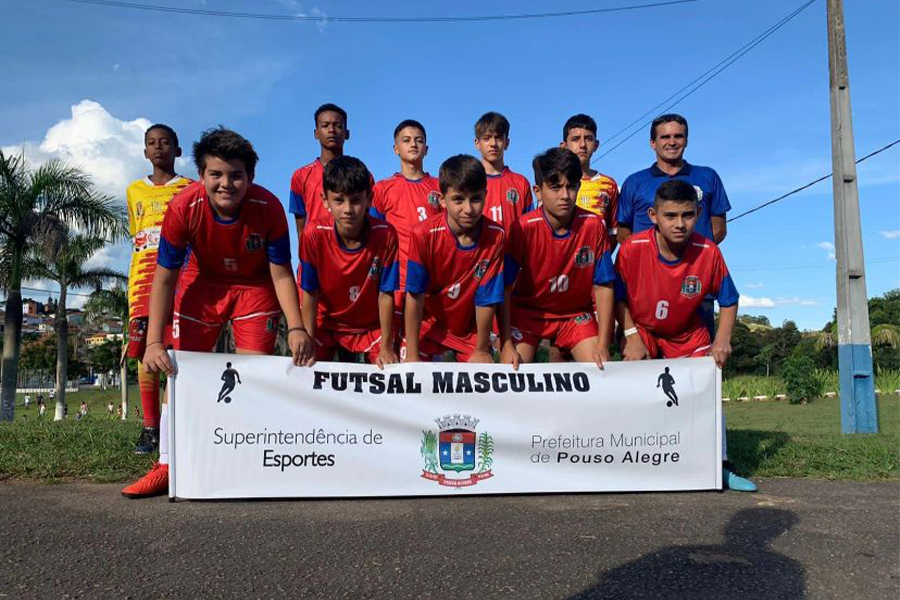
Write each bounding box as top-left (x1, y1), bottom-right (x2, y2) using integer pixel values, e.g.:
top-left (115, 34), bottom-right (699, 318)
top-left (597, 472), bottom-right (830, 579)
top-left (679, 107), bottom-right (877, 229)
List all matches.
top-left (0, 387), bottom-right (897, 483)
top-left (725, 394), bottom-right (899, 480)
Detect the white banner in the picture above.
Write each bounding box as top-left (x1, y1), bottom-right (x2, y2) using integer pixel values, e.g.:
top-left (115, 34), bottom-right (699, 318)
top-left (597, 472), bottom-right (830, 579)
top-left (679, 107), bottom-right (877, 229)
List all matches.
top-left (169, 352), bottom-right (722, 499)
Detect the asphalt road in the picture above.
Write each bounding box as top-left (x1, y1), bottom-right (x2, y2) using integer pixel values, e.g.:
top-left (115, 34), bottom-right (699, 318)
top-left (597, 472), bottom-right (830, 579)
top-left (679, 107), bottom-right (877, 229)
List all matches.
top-left (1, 478), bottom-right (897, 599)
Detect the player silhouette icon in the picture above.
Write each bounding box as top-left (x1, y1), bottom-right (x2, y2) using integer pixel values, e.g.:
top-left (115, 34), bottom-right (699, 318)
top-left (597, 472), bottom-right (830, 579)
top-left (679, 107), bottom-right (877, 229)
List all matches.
top-left (657, 367), bottom-right (678, 407)
top-left (217, 362), bottom-right (242, 403)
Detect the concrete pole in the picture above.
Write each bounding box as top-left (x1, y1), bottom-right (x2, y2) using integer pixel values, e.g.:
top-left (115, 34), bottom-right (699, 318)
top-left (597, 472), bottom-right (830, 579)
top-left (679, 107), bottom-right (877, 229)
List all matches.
top-left (827, 0), bottom-right (877, 433)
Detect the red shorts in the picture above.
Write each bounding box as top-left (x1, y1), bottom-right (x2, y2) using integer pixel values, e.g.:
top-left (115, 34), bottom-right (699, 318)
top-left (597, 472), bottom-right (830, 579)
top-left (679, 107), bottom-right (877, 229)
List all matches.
top-left (173, 281), bottom-right (281, 353)
top-left (511, 310), bottom-right (597, 352)
top-left (315, 328), bottom-right (385, 364)
top-left (406, 323), bottom-right (480, 362)
top-left (637, 326), bottom-right (711, 359)
top-left (126, 317), bottom-right (174, 359)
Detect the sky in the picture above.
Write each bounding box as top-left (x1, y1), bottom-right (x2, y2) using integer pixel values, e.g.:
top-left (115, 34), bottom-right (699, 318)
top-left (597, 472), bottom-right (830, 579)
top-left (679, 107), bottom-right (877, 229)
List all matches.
top-left (1, 0), bottom-right (898, 330)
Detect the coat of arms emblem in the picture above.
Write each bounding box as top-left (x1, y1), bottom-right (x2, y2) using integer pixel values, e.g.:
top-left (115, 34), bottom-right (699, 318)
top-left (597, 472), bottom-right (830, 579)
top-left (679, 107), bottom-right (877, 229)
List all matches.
top-left (473, 259), bottom-right (490, 280)
top-left (245, 233), bottom-right (263, 252)
top-left (421, 414), bottom-right (494, 487)
top-left (681, 275), bottom-right (702, 298)
top-left (574, 245), bottom-right (594, 268)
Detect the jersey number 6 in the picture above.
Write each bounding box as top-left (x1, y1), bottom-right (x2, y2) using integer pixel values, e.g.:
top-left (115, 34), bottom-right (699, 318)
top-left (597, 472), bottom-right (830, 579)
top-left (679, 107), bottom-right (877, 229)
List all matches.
top-left (655, 300), bottom-right (669, 320)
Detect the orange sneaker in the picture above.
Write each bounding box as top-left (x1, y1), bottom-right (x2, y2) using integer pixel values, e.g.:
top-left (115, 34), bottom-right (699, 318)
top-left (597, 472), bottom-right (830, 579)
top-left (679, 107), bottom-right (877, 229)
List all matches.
top-left (121, 462), bottom-right (169, 499)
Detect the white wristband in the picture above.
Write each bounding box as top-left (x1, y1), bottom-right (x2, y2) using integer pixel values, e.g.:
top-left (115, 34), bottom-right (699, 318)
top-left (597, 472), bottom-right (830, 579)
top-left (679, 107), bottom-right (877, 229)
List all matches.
top-left (623, 327), bottom-right (639, 337)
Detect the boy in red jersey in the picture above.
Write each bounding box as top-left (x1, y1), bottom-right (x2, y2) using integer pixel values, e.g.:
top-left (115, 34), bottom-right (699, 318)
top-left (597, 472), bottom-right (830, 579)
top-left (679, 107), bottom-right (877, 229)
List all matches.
top-left (473, 112), bottom-right (533, 236)
top-left (123, 127), bottom-right (312, 498)
top-left (614, 179), bottom-right (755, 492)
top-left (560, 114), bottom-right (619, 245)
top-left (404, 155), bottom-right (505, 363)
top-left (289, 103), bottom-right (352, 238)
top-left (502, 148), bottom-right (614, 368)
top-left (125, 124), bottom-right (191, 455)
top-left (300, 156), bottom-right (399, 367)
top-left (370, 120), bottom-right (442, 318)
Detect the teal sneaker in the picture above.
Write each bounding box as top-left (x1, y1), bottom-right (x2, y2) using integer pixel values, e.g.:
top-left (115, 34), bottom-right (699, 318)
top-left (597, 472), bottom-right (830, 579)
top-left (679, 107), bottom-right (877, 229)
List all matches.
top-left (723, 462), bottom-right (757, 492)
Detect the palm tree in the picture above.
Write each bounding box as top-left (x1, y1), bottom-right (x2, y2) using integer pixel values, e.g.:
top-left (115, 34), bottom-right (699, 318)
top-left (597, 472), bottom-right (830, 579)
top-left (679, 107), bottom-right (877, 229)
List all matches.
top-left (0, 151), bottom-right (124, 421)
top-left (83, 283), bottom-right (129, 419)
top-left (25, 234), bottom-right (126, 420)
top-left (814, 322), bottom-right (900, 371)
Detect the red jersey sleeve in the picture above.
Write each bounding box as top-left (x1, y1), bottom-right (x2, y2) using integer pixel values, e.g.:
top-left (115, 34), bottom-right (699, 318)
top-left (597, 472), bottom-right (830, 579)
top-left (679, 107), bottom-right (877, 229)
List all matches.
top-left (157, 194), bottom-right (190, 269)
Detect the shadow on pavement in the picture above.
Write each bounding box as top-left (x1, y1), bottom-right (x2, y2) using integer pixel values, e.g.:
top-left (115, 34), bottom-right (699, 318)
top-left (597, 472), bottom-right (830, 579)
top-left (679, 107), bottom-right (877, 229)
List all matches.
top-left (725, 429), bottom-right (790, 475)
top-left (567, 507), bottom-right (805, 599)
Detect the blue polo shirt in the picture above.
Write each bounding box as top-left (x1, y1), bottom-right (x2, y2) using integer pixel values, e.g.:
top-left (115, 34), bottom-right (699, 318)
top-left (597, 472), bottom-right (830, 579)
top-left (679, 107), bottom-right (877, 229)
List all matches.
top-left (617, 161), bottom-right (731, 240)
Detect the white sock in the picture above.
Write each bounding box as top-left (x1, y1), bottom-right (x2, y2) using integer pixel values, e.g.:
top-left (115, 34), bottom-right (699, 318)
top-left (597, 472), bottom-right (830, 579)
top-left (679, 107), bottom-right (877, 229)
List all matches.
top-left (721, 414), bottom-right (728, 462)
top-left (159, 403), bottom-right (169, 466)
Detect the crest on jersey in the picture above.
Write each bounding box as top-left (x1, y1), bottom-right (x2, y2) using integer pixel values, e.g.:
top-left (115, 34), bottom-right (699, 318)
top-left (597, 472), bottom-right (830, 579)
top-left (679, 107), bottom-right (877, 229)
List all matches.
top-left (574, 245), bottom-right (594, 268)
top-left (505, 188), bottom-right (519, 205)
top-left (245, 233), bottom-right (263, 252)
top-left (368, 256), bottom-right (383, 279)
top-left (574, 313), bottom-right (593, 325)
top-left (427, 191), bottom-right (441, 208)
top-left (681, 275), bottom-right (702, 298)
top-left (693, 185), bottom-right (704, 203)
top-left (473, 259), bottom-right (491, 280)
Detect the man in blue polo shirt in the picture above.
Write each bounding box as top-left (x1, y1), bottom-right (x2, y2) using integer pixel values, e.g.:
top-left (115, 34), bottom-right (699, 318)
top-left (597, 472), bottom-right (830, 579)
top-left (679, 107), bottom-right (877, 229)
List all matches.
top-left (617, 113), bottom-right (731, 337)
top-left (617, 113), bottom-right (730, 245)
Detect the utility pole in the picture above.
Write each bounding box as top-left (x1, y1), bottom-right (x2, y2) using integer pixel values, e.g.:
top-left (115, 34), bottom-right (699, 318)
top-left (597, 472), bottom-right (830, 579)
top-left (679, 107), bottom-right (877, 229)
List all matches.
top-left (827, 0), bottom-right (877, 433)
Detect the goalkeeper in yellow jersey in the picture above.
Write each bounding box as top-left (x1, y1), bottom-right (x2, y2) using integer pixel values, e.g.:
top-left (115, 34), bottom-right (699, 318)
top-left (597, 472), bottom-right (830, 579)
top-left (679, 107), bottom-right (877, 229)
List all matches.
top-left (560, 113), bottom-right (619, 251)
top-left (123, 124), bottom-right (190, 460)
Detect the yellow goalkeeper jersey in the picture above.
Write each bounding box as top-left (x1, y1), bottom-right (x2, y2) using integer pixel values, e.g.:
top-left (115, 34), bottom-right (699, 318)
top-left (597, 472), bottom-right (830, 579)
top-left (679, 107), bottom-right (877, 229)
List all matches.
top-left (126, 176), bottom-right (191, 318)
top-left (575, 172), bottom-right (619, 233)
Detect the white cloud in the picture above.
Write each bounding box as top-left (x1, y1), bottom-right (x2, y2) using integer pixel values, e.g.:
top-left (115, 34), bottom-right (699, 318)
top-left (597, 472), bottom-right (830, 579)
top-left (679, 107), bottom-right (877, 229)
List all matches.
top-left (740, 295), bottom-right (776, 308)
top-left (739, 295), bottom-right (819, 309)
top-left (817, 241), bottom-right (836, 260)
top-left (0, 99), bottom-right (187, 203)
top-left (85, 242), bottom-right (129, 272)
top-left (881, 230), bottom-right (900, 239)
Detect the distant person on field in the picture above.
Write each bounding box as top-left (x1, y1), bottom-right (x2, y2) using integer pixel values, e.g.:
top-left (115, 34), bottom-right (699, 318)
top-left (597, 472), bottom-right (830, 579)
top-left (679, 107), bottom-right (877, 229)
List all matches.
top-left (614, 179), bottom-right (754, 492)
top-left (126, 123), bottom-right (192, 456)
top-left (107, 401), bottom-right (115, 416)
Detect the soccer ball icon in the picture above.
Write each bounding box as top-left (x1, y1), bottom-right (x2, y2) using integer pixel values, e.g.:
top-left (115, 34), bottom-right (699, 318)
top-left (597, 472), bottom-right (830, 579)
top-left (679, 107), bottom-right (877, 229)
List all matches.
top-left (666, 400), bottom-right (673, 408)
top-left (223, 396), bottom-right (232, 404)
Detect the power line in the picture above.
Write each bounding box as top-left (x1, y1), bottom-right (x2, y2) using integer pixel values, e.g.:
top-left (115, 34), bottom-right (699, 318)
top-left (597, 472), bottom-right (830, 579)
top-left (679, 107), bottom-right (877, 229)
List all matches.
top-left (19, 286), bottom-right (96, 299)
top-left (58, 0), bottom-right (705, 23)
top-left (730, 257), bottom-right (899, 272)
top-left (593, 0), bottom-right (818, 163)
top-left (728, 138), bottom-right (900, 223)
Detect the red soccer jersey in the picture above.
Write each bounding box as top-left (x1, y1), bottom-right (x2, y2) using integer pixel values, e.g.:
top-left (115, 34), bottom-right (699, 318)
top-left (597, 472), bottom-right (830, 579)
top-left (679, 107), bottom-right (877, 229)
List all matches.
top-left (289, 159), bottom-right (376, 225)
top-left (406, 214), bottom-right (505, 338)
top-left (485, 167), bottom-right (533, 236)
top-left (288, 159), bottom-right (327, 223)
top-left (299, 217), bottom-right (399, 333)
top-left (506, 208), bottom-right (615, 319)
top-left (158, 182), bottom-right (291, 286)
top-left (370, 173), bottom-right (442, 289)
top-left (614, 229), bottom-right (738, 337)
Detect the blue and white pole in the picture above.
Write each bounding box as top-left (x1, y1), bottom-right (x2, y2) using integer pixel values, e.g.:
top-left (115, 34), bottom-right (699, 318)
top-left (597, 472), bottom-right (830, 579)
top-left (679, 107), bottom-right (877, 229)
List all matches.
top-left (827, 0), bottom-right (877, 433)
